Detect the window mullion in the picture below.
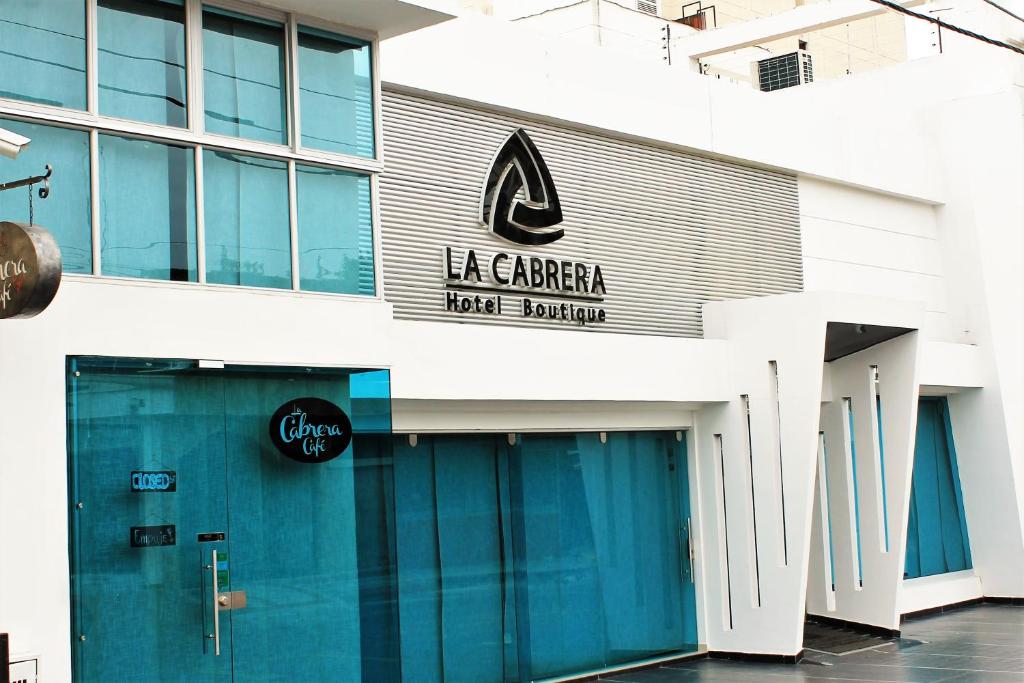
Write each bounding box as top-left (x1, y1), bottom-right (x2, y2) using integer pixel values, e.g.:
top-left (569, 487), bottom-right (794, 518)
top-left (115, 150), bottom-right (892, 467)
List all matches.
top-left (186, 0), bottom-right (205, 134)
top-left (195, 145), bottom-right (207, 283)
top-left (86, 0), bottom-right (99, 115)
top-left (371, 172), bottom-right (384, 300)
top-left (90, 129), bottom-right (101, 276)
top-left (287, 13), bottom-right (301, 152)
top-left (372, 38), bottom-right (383, 164)
top-left (288, 159), bottom-right (300, 291)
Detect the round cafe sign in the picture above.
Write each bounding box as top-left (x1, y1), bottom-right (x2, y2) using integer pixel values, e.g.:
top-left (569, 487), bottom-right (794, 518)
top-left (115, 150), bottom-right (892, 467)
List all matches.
top-left (269, 397), bottom-right (353, 464)
top-left (0, 221), bottom-right (61, 319)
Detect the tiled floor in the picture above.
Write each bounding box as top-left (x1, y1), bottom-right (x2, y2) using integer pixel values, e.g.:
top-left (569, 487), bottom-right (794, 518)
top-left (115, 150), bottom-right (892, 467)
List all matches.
top-left (603, 603), bottom-right (1024, 682)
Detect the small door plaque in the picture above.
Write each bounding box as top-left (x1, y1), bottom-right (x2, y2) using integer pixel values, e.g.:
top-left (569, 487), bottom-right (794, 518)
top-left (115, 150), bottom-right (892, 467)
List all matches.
top-left (130, 525), bottom-right (176, 548)
top-left (197, 532), bottom-right (225, 543)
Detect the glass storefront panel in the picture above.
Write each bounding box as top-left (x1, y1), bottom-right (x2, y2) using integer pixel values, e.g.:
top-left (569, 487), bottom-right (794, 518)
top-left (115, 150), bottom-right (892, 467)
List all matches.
top-left (392, 431), bottom-right (698, 682)
top-left (98, 0), bottom-right (188, 127)
top-left (0, 0), bottom-right (87, 109)
top-left (68, 359), bottom-right (396, 682)
top-left (0, 118), bottom-right (93, 273)
top-left (69, 364), bottom-right (694, 682)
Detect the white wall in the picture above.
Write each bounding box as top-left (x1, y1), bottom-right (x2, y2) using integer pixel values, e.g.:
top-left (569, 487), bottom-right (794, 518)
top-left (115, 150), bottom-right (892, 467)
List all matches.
top-left (381, 13), bottom-right (950, 203)
top-left (808, 333), bottom-right (921, 630)
top-left (799, 177), bottom-right (954, 342)
top-left (700, 292), bottom-right (924, 654)
top-left (0, 278), bottom-right (395, 675)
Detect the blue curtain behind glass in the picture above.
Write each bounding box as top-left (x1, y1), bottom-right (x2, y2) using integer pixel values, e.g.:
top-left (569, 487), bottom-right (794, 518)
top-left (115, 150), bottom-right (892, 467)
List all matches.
top-left (394, 435), bottom-right (510, 683)
top-left (0, 0), bottom-right (86, 109)
top-left (202, 7), bottom-right (287, 144)
top-left (202, 150), bottom-right (290, 288)
top-left (513, 432), bottom-right (689, 679)
top-left (98, 0), bottom-right (187, 127)
top-left (296, 165), bottom-right (375, 295)
top-left (393, 432), bottom-right (696, 682)
top-left (0, 118), bottom-right (92, 273)
top-left (905, 398), bottom-right (972, 579)
top-left (99, 135), bottom-right (197, 281)
top-left (297, 26), bottom-right (374, 158)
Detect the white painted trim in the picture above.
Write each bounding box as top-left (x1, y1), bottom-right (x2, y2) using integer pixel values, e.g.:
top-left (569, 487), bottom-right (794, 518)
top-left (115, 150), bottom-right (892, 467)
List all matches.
top-left (287, 13), bottom-right (301, 151)
top-left (86, 0), bottom-right (98, 115)
top-left (287, 159), bottom-right (300, 291)
top-left (89, 129), bottom-right (100, 276)
top-left (194, 146), bottom-right (207, 283)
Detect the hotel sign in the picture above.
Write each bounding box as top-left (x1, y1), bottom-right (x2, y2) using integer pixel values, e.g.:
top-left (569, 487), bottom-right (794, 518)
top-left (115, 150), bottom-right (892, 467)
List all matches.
top-left (442, 129), bottom-right (610, 327)
top-left (0, 221), bottom-right (61, 319)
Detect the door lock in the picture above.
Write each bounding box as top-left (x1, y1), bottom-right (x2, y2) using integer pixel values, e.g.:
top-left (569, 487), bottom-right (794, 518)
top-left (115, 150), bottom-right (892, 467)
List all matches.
top-left (217, 590), bottom-right (247, 610)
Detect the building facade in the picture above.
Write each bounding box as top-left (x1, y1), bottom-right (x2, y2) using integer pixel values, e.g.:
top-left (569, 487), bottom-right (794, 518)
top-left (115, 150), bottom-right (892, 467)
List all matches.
top-left (1, 1), bottom-right (1023, 682)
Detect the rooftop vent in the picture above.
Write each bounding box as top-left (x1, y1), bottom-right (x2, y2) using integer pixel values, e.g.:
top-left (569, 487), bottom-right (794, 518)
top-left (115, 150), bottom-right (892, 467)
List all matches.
top-left (755, 50), bottom-right (813, 92)
top-left (637, 0), bottom-right (659, 15)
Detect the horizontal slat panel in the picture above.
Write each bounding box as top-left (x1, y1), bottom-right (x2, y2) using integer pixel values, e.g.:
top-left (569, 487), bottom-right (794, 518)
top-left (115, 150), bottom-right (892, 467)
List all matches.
top-left (379, 89), bottom-right (803, 337)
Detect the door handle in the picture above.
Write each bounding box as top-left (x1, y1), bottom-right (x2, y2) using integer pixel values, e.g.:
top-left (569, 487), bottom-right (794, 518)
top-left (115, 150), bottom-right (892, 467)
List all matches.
top-left (211, 549), bottom-right (221, 656)
top-left (686, 518), bottom-right (695, 581)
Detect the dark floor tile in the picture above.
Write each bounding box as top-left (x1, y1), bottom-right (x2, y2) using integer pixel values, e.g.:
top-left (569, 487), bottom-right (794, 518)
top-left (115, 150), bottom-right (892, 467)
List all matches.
top-left (935, 673), bottom-right (1024, 683)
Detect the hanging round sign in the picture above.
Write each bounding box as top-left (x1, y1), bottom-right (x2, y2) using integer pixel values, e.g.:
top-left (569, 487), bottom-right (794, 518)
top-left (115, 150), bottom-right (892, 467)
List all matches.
top-left (0, 221), bottom-right (61, 319)
top-left (269, 397), bottom-right (353, 464)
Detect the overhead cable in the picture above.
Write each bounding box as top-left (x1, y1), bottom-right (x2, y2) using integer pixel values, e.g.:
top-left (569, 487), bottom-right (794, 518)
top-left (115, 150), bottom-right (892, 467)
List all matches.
top-left (868, 0), bottom-right (1024, 56)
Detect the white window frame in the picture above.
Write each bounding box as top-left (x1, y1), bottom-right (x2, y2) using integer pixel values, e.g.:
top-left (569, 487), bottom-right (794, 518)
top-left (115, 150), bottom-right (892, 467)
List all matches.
top-left (0, 0), bottom-right (385, 302)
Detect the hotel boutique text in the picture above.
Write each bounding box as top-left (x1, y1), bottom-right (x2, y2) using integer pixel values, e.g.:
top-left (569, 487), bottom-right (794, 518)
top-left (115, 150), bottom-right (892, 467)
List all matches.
top-left (442, 246), bottom-right (609, 326)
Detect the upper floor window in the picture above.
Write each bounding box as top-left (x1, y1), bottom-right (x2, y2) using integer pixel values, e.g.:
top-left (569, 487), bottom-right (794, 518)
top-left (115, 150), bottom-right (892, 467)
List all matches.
top-left (203, 7), bottom-right (288, 144)
top-left (0, 0), bottom-right (376, 159)
top-left (0, 0), bottom-right (88, 109)
top-left (98, 0), bottom-right (188, 127)
top-left (298, 26), bottom-right (374, 158)
top-left (0, 0), bottom-right (379, 296)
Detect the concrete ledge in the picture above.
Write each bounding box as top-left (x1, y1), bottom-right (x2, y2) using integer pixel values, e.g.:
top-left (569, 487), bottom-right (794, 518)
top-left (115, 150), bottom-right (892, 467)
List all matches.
top-left (900, 570), bottom-right (984, 615)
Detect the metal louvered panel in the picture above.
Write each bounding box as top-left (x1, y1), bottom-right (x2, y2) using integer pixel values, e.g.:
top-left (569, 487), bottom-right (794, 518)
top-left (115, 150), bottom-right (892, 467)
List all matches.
top-left (378, 89), bottom-right (802, 338)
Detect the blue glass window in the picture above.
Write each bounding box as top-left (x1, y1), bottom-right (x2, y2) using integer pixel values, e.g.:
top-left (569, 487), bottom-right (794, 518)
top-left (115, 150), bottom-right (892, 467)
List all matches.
top-left (99, 135), bottom-right (196, 281)
top-left (298, 26), bottom-right (374, 158)
top-left (905, 398), bottom-right (972, 579)
top-left (202, 150), bottom-right (290, 288)
top-left (98, 0), bottom-right (187, 127)
top-left (296, 165), bottom-right (374, 295)
top-left (0, 119), bottom-right (92, 273)
top-left (0, 0), bottom-right (87, 109)
top-left (202, 7), bottom-right (287, 144)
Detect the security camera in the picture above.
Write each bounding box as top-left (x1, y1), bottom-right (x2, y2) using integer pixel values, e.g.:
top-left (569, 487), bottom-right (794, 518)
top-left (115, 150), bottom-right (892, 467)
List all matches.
top-left (0, 127), bottom-right (31, 160)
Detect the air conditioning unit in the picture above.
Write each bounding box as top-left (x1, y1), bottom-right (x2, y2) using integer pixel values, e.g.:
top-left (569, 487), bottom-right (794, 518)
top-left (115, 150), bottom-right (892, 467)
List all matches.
top-left (754, 50), bottom-right (813, 92)
top-left (637, 0), bottom-right (659, 15)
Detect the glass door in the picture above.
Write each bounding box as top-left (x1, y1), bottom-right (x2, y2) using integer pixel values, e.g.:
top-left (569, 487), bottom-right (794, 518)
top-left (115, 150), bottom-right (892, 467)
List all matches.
top-left (220, 369), bottom-right (399, 682)
top-left (390, 431), bottom-right (699, 683)
top-left (69, 358), bottom-right (233, 683)
top-left (69, 359), bottom-right (397, 683)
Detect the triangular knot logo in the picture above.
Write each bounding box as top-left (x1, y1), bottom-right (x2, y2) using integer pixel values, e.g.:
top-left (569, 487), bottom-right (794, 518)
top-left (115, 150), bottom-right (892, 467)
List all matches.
top-left (480, 128), bottom-right (564, 246)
